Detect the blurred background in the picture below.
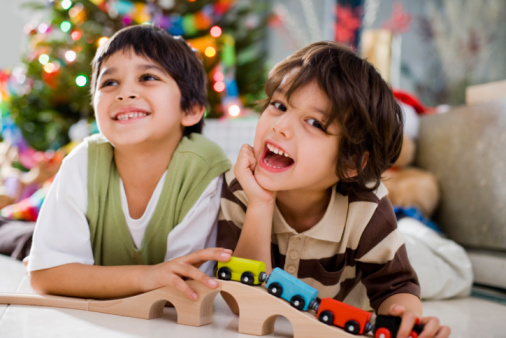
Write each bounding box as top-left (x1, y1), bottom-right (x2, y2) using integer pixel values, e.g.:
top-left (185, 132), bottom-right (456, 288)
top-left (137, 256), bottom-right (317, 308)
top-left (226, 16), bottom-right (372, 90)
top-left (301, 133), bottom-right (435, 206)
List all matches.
top-left (2, 0), bottom-right (506, 153)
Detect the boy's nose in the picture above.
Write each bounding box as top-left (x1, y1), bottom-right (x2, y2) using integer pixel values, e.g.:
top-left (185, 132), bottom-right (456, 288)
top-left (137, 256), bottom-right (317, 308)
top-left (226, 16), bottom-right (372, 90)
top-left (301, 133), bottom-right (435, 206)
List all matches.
top-left (115, 93), bottom-right (138, 101)
top-left (272, 117), bottom-right (292, 138)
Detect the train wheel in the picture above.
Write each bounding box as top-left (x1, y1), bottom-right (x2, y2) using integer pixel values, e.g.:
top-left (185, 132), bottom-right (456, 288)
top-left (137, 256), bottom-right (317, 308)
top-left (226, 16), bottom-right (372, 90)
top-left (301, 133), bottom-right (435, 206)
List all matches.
top-left (318, 310), bottom-right (334, 325)
top-left (375, 328), bottom-right (392, 338)
top-left (364, 322), bottom-right (374, 334)
top-left (344, 320), bottom-right (360, 335)
top-left (240, 271), bottom-right (255, 285)
top-left (217, 267), bottom-right (232, 280)
top-left (290, 295), bottom-right (306, 310)
top-left (267, 282), bottom-right (283, 297)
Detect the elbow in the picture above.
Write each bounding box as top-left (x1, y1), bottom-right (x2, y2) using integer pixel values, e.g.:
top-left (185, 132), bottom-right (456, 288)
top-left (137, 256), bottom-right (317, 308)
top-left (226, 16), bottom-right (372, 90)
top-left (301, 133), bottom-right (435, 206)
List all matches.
top-left (30, 269), bottom-right (54, 295)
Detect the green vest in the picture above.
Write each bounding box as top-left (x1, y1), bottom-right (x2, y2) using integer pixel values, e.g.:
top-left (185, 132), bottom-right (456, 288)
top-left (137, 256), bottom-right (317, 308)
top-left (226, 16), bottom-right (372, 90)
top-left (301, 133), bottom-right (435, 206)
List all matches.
top-left (85, 133), bottom-right (230, 266)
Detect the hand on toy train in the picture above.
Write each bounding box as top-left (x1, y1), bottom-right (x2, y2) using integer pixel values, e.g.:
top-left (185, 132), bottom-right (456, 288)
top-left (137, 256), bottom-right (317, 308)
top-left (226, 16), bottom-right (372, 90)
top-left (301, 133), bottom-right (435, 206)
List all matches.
top-left (140, 248), bottom-right (232, 300)
top-left (389, 304), bottom-right (451, 338)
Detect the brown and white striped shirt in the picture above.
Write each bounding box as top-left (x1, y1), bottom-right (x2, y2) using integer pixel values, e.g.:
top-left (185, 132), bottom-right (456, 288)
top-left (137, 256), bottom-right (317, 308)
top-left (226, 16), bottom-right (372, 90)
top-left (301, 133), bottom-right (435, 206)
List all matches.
top-left (217, 170), bottom-right (420, 312)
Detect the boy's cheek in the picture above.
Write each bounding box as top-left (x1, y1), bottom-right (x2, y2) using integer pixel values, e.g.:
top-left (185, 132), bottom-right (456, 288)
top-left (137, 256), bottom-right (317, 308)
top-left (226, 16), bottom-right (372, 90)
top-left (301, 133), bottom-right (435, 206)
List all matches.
top-left (251, 137), bottom-right (263, 160)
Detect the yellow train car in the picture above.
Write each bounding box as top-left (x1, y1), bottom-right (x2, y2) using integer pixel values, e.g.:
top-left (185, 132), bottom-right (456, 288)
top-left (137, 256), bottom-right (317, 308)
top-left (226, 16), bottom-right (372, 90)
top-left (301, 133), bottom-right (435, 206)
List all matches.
top-left (217, 256), bottom-right (268, 285)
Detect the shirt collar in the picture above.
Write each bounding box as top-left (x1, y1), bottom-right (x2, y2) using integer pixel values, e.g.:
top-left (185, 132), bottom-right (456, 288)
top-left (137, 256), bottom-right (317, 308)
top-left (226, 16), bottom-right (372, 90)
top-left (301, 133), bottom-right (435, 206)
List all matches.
top-left (272, 186), bottom-right (348, 242)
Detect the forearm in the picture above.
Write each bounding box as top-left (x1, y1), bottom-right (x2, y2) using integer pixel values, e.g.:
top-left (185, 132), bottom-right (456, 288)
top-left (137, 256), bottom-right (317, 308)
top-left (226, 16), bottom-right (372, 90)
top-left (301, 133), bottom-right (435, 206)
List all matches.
top-left (377, 292), bottom-right (422, 316)
top-left (30, 247), bottom-right (232, 301)
top-left (30, 263), bottom-right (148, 299)
top-left (233, 201), bottom-right (275, 272)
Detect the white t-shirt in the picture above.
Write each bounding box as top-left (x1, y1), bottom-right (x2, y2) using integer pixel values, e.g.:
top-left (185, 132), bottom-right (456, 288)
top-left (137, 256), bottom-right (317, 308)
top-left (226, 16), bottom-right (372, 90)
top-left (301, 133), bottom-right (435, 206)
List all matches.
top-left (28, 141), bottom-right (223, 276)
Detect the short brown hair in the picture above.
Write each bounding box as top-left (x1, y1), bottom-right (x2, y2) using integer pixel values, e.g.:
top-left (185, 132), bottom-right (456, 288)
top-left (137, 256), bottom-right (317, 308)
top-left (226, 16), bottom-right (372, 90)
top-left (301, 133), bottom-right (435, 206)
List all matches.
top-left (90, 24), bottom-right (207, 135)
top-left (263, 41), bottom-right (403, 193)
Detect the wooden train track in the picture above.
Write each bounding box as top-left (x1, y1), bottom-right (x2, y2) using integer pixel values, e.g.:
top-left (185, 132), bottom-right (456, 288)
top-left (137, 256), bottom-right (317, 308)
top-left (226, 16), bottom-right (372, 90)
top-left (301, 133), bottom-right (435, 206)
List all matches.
top-left (0, 279), bottom-right (357, 338)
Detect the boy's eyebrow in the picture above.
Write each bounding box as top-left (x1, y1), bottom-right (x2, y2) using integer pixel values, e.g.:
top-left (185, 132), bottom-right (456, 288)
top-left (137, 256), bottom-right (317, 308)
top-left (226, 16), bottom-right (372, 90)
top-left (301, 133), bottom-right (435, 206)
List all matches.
top-left (137, 64), bottom-right (166, 73)
top-left (99, 67), bottom-right (117, 78)
top-left (306, 105), bottom-right (332, 123)
top-left (273, 87), bottom-right (330, 118)
top-left (273, 86), bottom-right (287, 95)
top-left (311, 106), bottom-right (330, 117)
top-left (271, 86), bottom-right (289, 101)
top-left (99, 63), bottom-right (166, 77)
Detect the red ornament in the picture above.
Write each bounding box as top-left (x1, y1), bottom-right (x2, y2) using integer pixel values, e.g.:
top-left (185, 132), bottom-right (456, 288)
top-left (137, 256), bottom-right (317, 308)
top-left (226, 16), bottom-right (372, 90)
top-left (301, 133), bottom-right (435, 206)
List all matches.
top-left (42, 69), bottom-right (60, 90)
top-left (382, 3), bottom-right (412, 34)
top-left (334, 4), bottom-right (362, 46)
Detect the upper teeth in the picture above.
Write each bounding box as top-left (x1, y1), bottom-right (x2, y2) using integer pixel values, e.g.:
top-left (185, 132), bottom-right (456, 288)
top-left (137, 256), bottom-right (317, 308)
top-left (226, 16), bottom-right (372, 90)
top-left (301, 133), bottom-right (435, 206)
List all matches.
top-left (267, 144), bottom-right (290, 157)
top-left (116, 112), bottom-right (147, 120)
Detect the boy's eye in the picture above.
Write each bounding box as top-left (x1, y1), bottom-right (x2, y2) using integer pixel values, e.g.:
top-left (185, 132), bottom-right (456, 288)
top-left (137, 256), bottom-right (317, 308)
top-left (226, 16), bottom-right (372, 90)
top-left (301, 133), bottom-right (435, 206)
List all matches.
top-left (307, 118), bottom-right (326, 131)
top-left (271, 101), bottom-right (287, 112)
top-left (100, 79), bottom-right (118, 87)
top-left (140, 73), bottom-right (159, 81)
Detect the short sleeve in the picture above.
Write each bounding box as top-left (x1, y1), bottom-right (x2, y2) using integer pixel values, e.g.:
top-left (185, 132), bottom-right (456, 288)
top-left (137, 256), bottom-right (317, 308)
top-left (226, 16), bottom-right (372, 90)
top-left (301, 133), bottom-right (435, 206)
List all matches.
top-left (28, 142), bottom-right (94, 271)
top-left (356, 196), bottom-right (420, 311)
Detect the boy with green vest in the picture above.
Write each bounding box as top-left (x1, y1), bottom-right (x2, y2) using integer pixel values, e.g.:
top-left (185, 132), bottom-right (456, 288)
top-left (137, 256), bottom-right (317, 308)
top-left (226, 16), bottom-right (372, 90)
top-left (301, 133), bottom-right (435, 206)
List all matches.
top-left (28, 25), bottom-right (231, 300)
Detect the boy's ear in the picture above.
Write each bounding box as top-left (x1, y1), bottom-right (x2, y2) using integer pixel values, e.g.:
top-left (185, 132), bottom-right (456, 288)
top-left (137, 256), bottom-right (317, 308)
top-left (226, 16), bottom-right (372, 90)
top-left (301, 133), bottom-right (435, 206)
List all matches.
top-left (346, 152), bottom-right (369, 178)
top-left (181, 104), bottom-right (205, 127)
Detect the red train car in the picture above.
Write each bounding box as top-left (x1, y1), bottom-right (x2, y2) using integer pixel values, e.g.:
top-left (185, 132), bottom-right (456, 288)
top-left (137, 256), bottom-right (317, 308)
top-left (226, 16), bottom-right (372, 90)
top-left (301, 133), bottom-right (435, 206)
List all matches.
top-left (316, 297), bottom-right (373, 335)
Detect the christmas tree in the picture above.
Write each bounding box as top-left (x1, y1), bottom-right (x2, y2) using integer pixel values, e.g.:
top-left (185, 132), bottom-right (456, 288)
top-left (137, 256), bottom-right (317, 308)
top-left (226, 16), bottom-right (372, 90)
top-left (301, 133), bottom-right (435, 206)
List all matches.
top-left (2, 0), bottom-right (270, 151)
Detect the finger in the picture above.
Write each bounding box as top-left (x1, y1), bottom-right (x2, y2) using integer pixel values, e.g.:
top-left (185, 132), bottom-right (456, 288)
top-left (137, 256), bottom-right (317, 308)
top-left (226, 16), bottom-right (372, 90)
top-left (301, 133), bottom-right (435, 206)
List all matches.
top-left (235, 151), bottom-right (256, 175)
top-left (191, 247), bottom-right (233, 268)
top-left (248, 156), bottom-right (257, 172)
top-left (239, 143), bottom-right (254, 154)
top-left (239, 144), bottom-right (255, 160)
top-left (396, 311), bottom-right (418, 338)
top-left (179, 248), bottom-right (232, 267)
top-left (170, 261), bottom-right (220, 290)
top-left (434, 325), bottom-right (451, 338)
top-left (388, 304), bottom-right (405, 316)
top-left (418, 316), bottom-right (441, 338)
top-left (237, 144), bottom-right (254, 161)
top-left (241, 145), bottom-right (257, 171)
top-left (170, 274), bottom-right (199, 300)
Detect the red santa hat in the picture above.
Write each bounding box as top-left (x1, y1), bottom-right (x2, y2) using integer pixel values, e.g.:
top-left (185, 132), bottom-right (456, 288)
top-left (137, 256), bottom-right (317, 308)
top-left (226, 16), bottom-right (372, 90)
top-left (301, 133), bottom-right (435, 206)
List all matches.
top-left (392, 89), bottom-right (433, 140)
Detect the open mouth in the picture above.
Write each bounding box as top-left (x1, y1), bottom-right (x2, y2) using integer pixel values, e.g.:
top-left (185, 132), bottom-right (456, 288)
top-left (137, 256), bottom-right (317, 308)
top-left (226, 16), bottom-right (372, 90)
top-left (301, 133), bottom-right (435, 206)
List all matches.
top-left (114, 111), bottom-right (150, 121)
top-left (262, 143), bottom-right (294, 169)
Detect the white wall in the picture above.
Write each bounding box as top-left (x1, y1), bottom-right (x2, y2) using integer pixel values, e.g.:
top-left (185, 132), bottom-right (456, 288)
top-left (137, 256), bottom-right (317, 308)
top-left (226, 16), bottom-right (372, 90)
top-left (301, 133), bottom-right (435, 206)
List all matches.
top-left (267, 0), bottom-right (335, 66)
top-left (0, 0), bottom-right (46, 69)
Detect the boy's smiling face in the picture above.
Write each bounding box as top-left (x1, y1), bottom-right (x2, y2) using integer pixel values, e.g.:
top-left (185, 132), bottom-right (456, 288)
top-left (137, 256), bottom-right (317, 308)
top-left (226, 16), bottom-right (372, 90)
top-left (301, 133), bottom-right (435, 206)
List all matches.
top-left (252, 79), bottom-right (341, 193)
top-left (93, 50), bottom-right (198, 150)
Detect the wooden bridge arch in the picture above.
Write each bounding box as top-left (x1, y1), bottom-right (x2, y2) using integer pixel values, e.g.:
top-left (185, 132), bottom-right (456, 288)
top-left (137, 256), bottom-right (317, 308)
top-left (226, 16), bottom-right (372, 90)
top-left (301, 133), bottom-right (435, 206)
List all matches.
top-left (0, 279), bottom-right (356, 337)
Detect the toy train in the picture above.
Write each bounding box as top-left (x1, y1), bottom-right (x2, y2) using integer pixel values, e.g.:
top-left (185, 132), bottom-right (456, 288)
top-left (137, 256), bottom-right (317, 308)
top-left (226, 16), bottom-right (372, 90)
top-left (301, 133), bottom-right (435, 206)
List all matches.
top-left (316, 297), bottom-right (373, 335)
top-left (266, 266), bottom-right (319, 311)
top-left (217, 256), bottom-right (267, 285)
top-left (217, 256), bottom-right (425, 337)
top-left (374, 315), bottom-right (424, 338)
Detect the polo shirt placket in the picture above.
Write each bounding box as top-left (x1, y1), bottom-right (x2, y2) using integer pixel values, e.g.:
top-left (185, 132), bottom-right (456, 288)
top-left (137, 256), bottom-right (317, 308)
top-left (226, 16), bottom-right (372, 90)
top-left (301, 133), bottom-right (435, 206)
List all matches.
top-left (284, 235), bottom-right (304, 275)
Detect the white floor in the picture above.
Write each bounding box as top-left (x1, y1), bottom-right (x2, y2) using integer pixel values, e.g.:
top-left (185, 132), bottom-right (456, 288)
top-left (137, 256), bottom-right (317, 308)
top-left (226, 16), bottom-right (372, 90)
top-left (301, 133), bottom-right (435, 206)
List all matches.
top-left (422, 296), bottom-right (506, 337)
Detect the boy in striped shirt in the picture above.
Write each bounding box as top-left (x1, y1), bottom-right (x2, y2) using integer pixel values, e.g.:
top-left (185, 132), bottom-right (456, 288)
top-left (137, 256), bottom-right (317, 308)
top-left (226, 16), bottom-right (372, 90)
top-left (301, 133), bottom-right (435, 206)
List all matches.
top-left (218, 41), bottom-right (449, 337)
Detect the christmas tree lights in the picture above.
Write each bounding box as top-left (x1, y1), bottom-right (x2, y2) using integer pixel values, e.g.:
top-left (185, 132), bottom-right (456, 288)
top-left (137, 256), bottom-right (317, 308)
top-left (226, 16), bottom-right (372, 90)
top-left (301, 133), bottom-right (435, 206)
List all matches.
top-left (2, 0), bottom-right (270, 150)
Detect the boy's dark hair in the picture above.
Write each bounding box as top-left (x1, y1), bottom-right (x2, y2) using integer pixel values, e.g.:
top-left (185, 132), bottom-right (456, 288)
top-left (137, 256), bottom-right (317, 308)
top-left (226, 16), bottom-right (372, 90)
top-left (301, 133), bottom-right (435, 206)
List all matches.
top-left (90, 24), bottom-right (207, 136)
top-left (262, 41), bottom-right (403, 194)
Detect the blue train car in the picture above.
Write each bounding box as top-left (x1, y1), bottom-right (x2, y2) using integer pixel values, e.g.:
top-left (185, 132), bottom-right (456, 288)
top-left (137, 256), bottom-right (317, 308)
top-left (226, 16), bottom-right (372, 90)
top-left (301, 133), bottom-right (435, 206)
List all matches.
top-left (265, 267), bottom-right (319, 311)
